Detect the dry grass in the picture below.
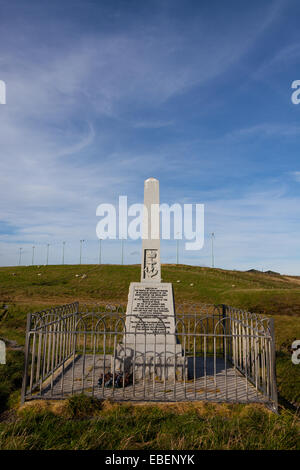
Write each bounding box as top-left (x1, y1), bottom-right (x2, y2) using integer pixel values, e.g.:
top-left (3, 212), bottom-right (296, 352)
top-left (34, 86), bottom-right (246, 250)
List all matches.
top-left (0, 397), bottom-right (297, 450)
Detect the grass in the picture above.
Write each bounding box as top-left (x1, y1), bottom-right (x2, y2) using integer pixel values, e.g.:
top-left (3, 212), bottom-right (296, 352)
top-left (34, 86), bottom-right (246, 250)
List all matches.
top-left (1, 263), bottom-right (300, 314)
top-left (0, 263), bottom-right (299, 449)
top-left (0, 398), bottom-right (299, 450)
top-left (0, 350), bottom-right (23, 414)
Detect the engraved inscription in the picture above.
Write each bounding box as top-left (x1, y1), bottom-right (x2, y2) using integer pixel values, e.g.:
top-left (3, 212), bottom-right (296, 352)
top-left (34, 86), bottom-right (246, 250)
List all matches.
top-left (129, 286), bottom-right (172, 334)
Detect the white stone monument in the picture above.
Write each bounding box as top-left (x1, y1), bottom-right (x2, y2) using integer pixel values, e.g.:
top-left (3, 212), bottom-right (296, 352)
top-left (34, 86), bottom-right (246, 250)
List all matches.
top-left (113, 178), bottom-right (186, 380)
top-left (0, 340), bottom-right (6, 365)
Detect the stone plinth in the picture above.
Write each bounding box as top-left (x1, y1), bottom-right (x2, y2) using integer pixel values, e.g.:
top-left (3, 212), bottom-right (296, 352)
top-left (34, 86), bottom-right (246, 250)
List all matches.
top-left (112, 282), bottom-right (187, 380)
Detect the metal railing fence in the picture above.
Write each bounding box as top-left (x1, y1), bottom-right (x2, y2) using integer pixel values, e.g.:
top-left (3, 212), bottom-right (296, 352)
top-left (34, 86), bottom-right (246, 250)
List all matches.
top-left (21, 302), bottom-right (278, 411)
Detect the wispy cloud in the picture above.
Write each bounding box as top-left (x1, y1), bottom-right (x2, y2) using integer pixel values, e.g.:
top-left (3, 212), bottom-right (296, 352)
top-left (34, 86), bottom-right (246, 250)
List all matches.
top-left (290, 171), bottom-right (300, 183)
top-left (0, 0), bottom-right (299, 273)
top-left (224, 123), bottom-right (300, 140)
top-left (133, 120), bottom-right (174, 129)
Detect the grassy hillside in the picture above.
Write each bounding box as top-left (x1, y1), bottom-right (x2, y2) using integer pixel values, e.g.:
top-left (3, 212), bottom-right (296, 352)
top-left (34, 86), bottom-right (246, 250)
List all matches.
top-left (0, 264), bottom-right (299, 450)
top-left (1, 263), bottom-right (300, 314)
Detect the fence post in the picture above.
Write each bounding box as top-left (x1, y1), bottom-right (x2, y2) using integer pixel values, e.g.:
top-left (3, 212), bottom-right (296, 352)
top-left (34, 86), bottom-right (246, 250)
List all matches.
top-left (269, 318), bottom-right (278, 412)
top-left (222, 304), bottom-right (227, 358)
top-left (21, 313), bottom-right (32, 405)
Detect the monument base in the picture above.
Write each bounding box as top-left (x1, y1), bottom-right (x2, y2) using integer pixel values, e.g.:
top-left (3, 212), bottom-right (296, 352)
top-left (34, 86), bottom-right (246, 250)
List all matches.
top-left (112, 343), bottom-right (187, 380)
top-left (113, 281), bottom-right (187, 380)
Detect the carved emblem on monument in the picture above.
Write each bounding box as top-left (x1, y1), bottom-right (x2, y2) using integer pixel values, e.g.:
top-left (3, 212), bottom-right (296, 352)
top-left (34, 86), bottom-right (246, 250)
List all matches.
top-left (143, 249), bottom-right (159, 280)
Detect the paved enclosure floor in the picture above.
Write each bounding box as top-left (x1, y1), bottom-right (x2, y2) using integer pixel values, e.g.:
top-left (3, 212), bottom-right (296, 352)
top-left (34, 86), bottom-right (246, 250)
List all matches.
top-left (30, 355), bottom-right (269, 404)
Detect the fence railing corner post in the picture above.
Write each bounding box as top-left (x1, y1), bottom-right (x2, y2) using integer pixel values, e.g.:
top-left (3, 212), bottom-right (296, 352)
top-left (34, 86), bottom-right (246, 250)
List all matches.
top-left (269, 317), bottom-right (278, 412)
top-left (21, 312), bottom-right (32, 405)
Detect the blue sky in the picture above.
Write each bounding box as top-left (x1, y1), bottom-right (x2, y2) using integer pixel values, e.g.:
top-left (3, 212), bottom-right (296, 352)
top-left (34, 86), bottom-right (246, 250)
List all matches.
top-left (1, 0), bottom-right (300, 273)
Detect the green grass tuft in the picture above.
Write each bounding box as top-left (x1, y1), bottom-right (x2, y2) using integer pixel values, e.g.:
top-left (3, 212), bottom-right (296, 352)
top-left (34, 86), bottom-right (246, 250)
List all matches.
top-left (0, 402), bottom-right (299, 450)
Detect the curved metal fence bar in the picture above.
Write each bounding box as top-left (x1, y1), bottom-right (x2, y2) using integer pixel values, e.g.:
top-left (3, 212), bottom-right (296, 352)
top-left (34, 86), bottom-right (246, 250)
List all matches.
top-left (21, 302), bottom-right (278, 412)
